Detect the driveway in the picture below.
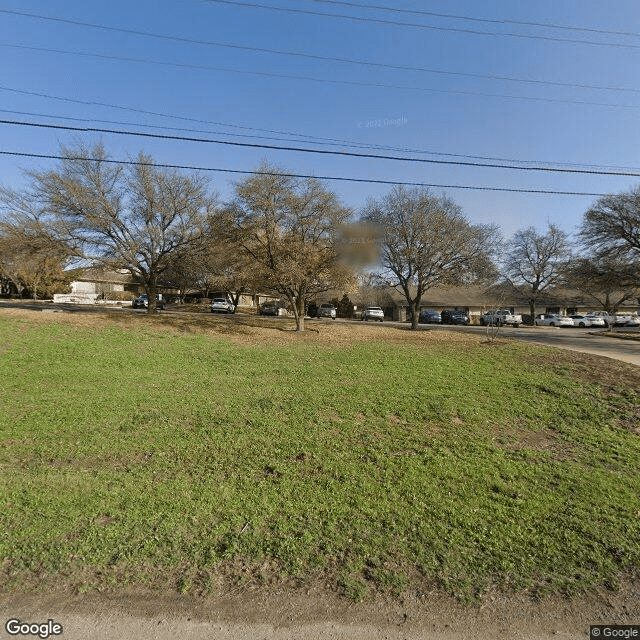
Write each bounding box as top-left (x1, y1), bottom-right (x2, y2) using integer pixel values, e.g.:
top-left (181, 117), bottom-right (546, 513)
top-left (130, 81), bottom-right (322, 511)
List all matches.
top-left (481, 325), bottom-right (640, 367)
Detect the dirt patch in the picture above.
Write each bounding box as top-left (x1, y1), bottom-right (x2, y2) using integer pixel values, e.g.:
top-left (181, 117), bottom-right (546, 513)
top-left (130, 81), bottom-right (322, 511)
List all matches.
top-left (504, 427), bottom-right (576, 461)
top-left (1, 574), bottom-right (639, 640)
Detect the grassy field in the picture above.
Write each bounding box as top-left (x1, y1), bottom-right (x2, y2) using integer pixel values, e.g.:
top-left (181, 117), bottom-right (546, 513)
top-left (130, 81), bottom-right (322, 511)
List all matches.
top-left (1, 308), bottom-right (639, 602)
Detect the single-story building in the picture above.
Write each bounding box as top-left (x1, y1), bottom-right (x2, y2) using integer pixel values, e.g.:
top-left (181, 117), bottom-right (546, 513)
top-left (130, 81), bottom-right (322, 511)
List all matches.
top-left (345, 284), bottom-right (640, 322)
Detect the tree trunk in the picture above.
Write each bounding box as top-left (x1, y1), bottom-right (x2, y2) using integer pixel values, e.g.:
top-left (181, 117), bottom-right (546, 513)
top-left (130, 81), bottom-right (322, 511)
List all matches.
top-left (294, 296), bottom-right (305, 332)
top-left (146, 277), bottom-right (158, 314)
top-left (411, 302), bottom-right (420, 330)
top-left (529, 300), bottom-right (535, 322)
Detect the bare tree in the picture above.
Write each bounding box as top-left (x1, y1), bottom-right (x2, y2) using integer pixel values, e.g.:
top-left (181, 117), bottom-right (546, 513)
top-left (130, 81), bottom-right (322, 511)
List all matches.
top-left (4, 143), bottom-right (215, 313)
top-left (0, 209), bottom-right (72, 299)
top-left (200, 214), bottom-right (263, 308)
top-left (502, 224), bottom-right (572, 319)
top-left (579, 186), bottom-right (640, 262)
top-left (229, 164), bottom-right (353, 332)
top-left (562, 256), bottom-right (640, 314)
top-left (361, 186), bottom-right (500, 330)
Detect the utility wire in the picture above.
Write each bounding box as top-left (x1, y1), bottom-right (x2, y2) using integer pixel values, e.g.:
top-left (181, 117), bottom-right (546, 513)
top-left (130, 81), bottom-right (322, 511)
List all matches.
top-left (313, 0), bottom-right (640, 39)
top-left (2, 50), bottom-right (640, 115)
top-left (0, 150), bottom-right (611, 196)
top-left (3, 7), bottom-right (640, 89)
top-left (3, 97), bottom-right (638, 173)
top-left (3, 117), bottom-right (640, 177)
top-left (3, 41), bottom-right (639, 96)
top-left (204, 0), bottom-right (640, 49)
top-left (4, 106), bottom-right (636, 173)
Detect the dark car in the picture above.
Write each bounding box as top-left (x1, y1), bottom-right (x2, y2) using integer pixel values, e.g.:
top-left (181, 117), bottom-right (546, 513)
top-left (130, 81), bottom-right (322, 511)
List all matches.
top-left (259, 301), bottom-right (280, 316)
top-left (132, 294), bottom-right (164, 310)
top-left (441, 309), bottom-right (469, 325)
top-left (419, 309), bottom-right (441, 324)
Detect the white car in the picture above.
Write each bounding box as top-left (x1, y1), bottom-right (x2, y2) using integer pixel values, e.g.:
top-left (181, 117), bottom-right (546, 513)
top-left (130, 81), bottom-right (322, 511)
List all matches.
top-left (586, 311), bottom-right (639, 327)
top-left (569, 314), bottom-right (605, 328)
top-left (316, 303), bottom-right (337, 319)
top-left (361, 306), bottom-right (384, 322)
top-left (210, 298), bottom-right (235, 314)
top-left (534, 314), bottom-right (574, 327)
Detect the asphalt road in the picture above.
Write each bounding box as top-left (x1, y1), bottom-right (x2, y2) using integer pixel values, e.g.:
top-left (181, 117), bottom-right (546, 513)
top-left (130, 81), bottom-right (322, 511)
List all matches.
top-left (457, 324), bottom-right (640, 367)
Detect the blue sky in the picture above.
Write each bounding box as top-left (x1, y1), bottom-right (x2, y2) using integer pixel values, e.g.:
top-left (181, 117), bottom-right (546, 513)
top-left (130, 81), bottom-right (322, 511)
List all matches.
top-left (1, 0), bottom-right (640, 240)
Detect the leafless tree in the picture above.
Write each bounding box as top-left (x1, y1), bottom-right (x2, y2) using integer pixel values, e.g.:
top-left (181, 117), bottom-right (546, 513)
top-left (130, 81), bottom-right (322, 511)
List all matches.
top-left (229, 163), bottom-right (354, 331)
top-left (361, 186), bottom-right (500, 330)
top-left (0, 207), bottom-right (72, 299)
top-left (502, 224), bottom-right (572, 319)
top-left (562, 256), bottom-right (640, 314)
top-left (4, 143), bottom-right (215, 313)
top-left (200, 211), bottom-right (263, 308)
top-left (579, 186), bottom-right (640, 262)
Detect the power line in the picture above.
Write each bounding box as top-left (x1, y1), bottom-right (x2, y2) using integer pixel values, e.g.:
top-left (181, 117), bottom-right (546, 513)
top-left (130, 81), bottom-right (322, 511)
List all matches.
top-left (2, 53), bottom-right (639, 118)
top-left (3, 117), bottom-right (640, 177)
top-left (4, 41), bottom-right (640, 97)
top-left (204, 0), bottom-right (640, 49)
top-left (3, 7), bottom-right (640, 93)
top-left (0, 150), bottom-right (611, 196)
top-left (313, 0), bottom-right (640, 39)
top-left (2, 104), bottom-right (638, 173)
top-left (4, 95), bottom-right (640, 174)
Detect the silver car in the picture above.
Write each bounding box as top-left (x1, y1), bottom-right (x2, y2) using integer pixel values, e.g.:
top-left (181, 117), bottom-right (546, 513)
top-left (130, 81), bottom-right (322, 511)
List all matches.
top-left (317, 303), bottom-right (336, 319)
top-left (361, 306), bottom-right (384, 322)
top-left (210, 298), bottom-right (235, 314)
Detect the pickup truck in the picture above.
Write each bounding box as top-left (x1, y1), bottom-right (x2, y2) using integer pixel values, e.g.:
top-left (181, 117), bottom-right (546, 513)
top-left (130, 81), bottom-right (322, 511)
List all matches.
top-left (480, 308), bottom-right (522, 327)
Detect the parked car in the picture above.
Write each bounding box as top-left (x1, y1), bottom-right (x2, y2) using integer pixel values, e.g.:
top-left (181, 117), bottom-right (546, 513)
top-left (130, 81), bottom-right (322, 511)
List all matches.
top-left (419, 309), bottom-right (441, 324)
top-left (441, 309), bottom-right (469, 325)
top-left (480, 309), bottom-right (522, 327)
top-left (361, 306), bottom-right (384, 322)
top-left (132, 294), bottom-right (164, 310)
top-left (569, 314), bottom-right (605, 328)
top-left (585, 311), bottom-right (639, 327)
top-left (534, 314), bottom-right (574, 327)
top-left (259, 301), bottom-right (281, 316)
top-left (210, 298), bottom-right (235, 314)
top-left (316, 303), bottom-right (337, 319)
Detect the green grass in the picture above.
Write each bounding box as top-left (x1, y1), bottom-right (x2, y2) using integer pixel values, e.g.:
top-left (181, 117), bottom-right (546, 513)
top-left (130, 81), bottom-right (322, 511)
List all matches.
top-left (1, 316), bottom-right (639, 601)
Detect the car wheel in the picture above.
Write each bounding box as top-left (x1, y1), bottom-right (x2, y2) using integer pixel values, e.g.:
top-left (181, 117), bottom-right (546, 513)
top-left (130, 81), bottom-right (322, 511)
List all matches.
top-left (513, 323), bottom-right (519, 328)
top-left (550, 322), bottom-right (555, 327)
top-left (579, 322), bottom-right (585, 327)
